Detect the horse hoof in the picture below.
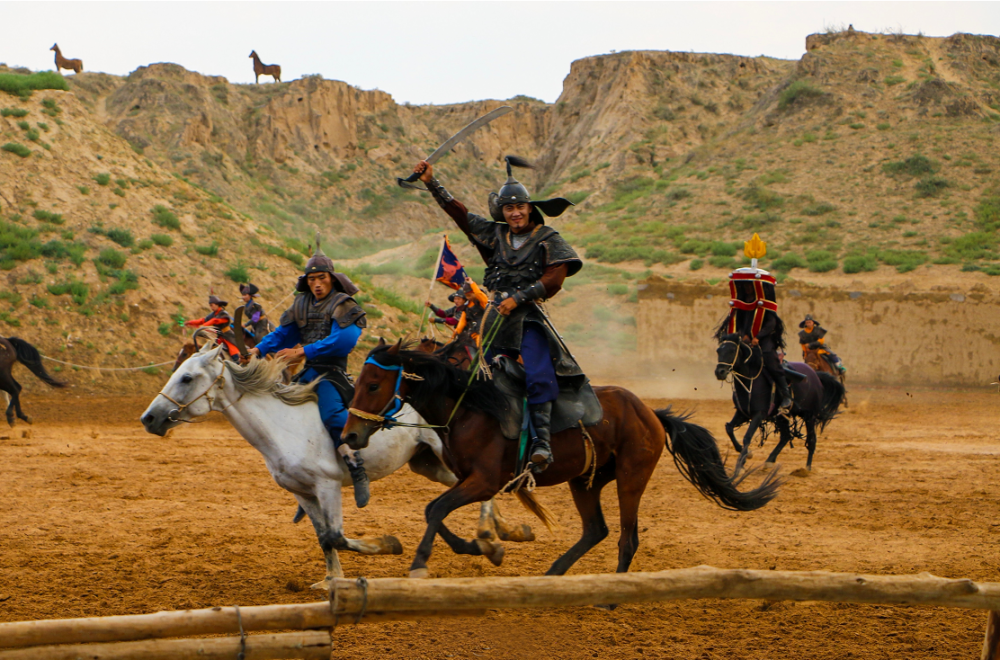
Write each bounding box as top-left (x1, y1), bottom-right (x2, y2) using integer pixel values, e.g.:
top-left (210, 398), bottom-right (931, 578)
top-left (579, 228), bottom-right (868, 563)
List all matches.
top-left (476, 539), bottom-right (505, 567)
top-left (22, 416), bottom-right (32, 425)
top-left (379, 535), bottom-right (403, 555)
top-left (409, 568), bottom-right (428, 579)
top-left (763, 461), bottom-right (776, 470)
top-left (499, 524), bottom-right (535, 543)
top-left (310, 579), bottom-right (331, 591)
top-left (477, 527), bottom-right (496, 541)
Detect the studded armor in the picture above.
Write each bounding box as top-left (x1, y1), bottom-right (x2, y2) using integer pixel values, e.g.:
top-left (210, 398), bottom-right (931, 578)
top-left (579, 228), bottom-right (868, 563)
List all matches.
top-left (278, 291), bottom-right (366, 372)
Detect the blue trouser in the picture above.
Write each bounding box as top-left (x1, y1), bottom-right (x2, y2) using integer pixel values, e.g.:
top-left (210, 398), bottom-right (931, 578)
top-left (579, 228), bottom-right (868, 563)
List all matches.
top-left (491, 324), bottom-right (559, 405)
top-left (301, 367), bottom-right (348, 447)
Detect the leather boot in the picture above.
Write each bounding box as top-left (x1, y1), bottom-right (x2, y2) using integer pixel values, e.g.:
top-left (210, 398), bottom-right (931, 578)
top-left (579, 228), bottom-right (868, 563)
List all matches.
top-left (774, 374), bottom-right (793, 412)
top-left (345, 453), bottom-right (370, 509)
top-left (528, 401), bottom-right (554, 473)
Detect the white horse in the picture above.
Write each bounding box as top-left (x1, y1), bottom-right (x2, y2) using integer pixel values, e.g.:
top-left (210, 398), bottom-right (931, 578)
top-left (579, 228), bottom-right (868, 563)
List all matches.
top-left (140, 341), bottom-right (530, 588)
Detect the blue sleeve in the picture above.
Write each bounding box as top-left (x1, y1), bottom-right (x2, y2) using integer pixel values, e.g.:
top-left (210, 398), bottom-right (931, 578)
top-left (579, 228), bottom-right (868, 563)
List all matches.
top-left (302, 323), bottom-right (362, 361)
top-left (255, 323), bottom-right (300, 357)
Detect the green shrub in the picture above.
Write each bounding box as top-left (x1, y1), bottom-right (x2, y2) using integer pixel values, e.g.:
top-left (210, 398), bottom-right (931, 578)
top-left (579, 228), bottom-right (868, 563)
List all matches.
top-left (32, 209), bottom-right (64, 225)
top-left (107, 270), bottom-right (139, 294)
top-left (40, 98), bottom-right (61, 116)
top-left (137, 239), bottom-right (154, 250)
top-left (943, 232), bottom-right (997, 261)
top-left (877, 249), bottom-right (927, 273)
top-left (0, 72), bottom-right (68, 97)
top-left (689, 259), bottom-right (704, 270)
top-left (194, 242), bottom-right (218, 257)
top-left (771, 253), bottom-right (806, 272)
top-left (710, 241), bottom-right (742, 257)
top-left (883, 155), bottom-right (937, 177)
top-left (94, 173), bottom-right (111, 186)
top-left (25, 128), bottom-right (39, 142)
top-left (105, 228), bottom-right (134, 247)
top-left (47, 280), bottom-right (89, 305)
top-left (152, 205), bottom-right (180, 230)
top-left (708, 256), bottom-right (738, 269)
top-left (77, 185), bottom-right (90, 195)
top-left (666, 188), bottom-right (693, 201)
top-left (223, 261), bottom-right (250, 282)
top-left (97, 248), bottom-right (127, 269)
top-left (777, 80), bottom-right (824, 111)
top-left (0, 108), bottom-right (28, 118)
top-left (739, 184), bottom-right (784, 211)
top-left (975, 194), bottom-right (1000, 231)
top-left (740, 212), bottom-right (782, 229)
top-left (157, 322), bottom-right (173, 336)
top-left (884, 75), bottom-right (906, 86)
top-left (914, 176), bottom-right (949, 198)
top-left (806, 250), bottom-right (838, 272)
top-left (802, 202), bottom-right (836, 216)
top-left (150, 233), bottom-right (174, 247)
top-left (16, 120), bottom-right (29, 130)
top-left (607, 283), bottom-right (628, 296)
top-left (612, 176), bottom-right (655, 203)
top-left (37, 122), bottom-right (49, 132)
top-left (112, 188), bottom-right (125, 198)
top-left (2, 142), bottom-right (31, 158)
top-left (876, 122), bottom-right (891, 131)
top-left (565, 190), bottom-right (590, 205)
top-left (29, 296), bottom-right (48, 309)
top-left (842, 254), bottom-right (878, 274)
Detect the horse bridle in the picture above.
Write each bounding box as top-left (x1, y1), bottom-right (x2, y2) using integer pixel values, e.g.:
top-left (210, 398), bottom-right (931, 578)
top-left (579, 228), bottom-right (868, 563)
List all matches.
top-left (718, 340), bottom-right (764, 395)
top-left (156, 352), bottom-right (242, 423)
top-left (347, 357), bottom-right (433, 430)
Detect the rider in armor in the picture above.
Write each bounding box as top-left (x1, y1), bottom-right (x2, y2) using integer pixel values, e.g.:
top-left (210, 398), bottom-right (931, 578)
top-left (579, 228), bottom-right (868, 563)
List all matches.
top-left (718, 269), bottom-right (792, 413)
top-left (427, 291), bottom-right (465, 329)
top-left (414, 155), bottom-right (584, 472)
top-left (185, 295), bottom-right (240, 360)
top-left (246, 237), bottom-right (371, 507)
top-left (798, 314), bottom-right (846, 374)
top-left (239, 283), bottom-right (270, 340)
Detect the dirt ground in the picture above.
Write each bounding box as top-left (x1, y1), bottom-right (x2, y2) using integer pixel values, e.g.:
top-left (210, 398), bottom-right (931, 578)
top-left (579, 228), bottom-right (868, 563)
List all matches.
top-left (1, 386), bottom-right (997, 659)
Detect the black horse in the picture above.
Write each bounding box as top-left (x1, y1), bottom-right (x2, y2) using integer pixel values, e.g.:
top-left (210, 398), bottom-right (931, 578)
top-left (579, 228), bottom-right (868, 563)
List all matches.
top-left (0, 336), bottom-right (67, 426)
top-left (715, 333), bottom-right (845, 473)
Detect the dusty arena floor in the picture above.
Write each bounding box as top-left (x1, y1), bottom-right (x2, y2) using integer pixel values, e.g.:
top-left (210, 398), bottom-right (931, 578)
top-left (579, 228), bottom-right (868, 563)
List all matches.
top-left (1, 387), bottom-right (997, 659)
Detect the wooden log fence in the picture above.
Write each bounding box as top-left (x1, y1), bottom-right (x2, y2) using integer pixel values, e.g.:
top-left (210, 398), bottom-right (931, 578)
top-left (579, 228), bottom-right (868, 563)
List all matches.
top-left (2, 567), bottom-right (1000, 658)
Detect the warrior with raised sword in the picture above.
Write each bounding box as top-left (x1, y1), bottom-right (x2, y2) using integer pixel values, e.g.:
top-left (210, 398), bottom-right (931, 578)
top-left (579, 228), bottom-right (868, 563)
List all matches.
top-left (413, 155), bottom-right (595, 473)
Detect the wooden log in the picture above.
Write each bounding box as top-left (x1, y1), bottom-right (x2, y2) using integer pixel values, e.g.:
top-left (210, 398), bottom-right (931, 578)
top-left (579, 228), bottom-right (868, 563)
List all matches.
top-left (0, 607), bottom-right (482, 650)
top-left (0, 631), bottom-right (330, 660)
top-left (3, 567), bottom-right (1000, 650)
top-left (982, 611), bottom-right (1000, 660)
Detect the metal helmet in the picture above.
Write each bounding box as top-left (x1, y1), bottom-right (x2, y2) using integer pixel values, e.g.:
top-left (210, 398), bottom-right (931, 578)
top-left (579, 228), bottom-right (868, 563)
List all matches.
top-left (488, 156), bottom-right (574, 226)
top-left (295, 233), bottom-right (360, 295)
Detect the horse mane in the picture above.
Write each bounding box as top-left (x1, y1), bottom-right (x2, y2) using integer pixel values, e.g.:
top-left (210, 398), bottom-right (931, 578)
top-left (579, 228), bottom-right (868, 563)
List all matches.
top-left (367, 344), bottom-right (508, 422)
top-left (223, 358), bottom-right (318, 406)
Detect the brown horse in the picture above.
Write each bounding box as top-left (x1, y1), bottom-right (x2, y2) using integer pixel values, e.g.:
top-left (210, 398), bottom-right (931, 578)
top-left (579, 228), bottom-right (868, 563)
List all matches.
top-left (0, 337), bottom-right (67, 426)
top-left (342, 340), bottom-right (780, 578)
top-left (415, 336), bottom-right (475, 370)
top-left (50, 44), bottom-right (82, 74)
top-left (804, 348), bottom-right (848, 406)
top-left (249, 51), bottom-right (281, 84)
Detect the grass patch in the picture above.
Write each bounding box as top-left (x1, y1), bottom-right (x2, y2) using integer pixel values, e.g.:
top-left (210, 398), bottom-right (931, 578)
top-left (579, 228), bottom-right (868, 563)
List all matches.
top-left (739, 184), bottom-right (784, 211)
top-left (97, 248), bottom-right (127, 269)
top-left (105, 228), bottom-right (134, 248)
top-left (2, 142), bottom-right (31, 158)
top-left (223, 261), bottom-right (250, 283)
top-left (150, 233), bottom-right (174, 247)
top-left (158, 322), bottom-right (173, 337)
top-left (0, 107), bottom-right (28, 118)
top-left (884, 75), bottom-right (906, 86)
top-left (47, 279), bottom-right (89, 305)
top-left (32, 209), bottom-right (64, 225)
top-left (777, 80), bottom-right (824, 111)
top-left (914, 176), bottom-right (949, 198)
top-left (882, 155), bottom-right (937, 177)
top-left (802, 202), bottom-right (836, 216)
top-left (152, 205), bottom-right (180, 230)
top-left (0, 71), bottom-right (68, 97)
top-left (94, 173), bottom-right (111, 186)
top-left (194, 242), bottom-right (219, 257)
top-left (771, 253), bottom-right (806, 273)
top-left (842, 254), bottom-right (878, 273)
top-left (877, 249), bottom-right (927, 273)
top-left (806, 250), bottom-right (838, 272)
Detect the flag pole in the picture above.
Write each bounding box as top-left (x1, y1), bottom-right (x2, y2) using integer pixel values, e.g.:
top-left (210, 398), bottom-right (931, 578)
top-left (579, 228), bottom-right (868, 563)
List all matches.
top-left (416, 235), bottom-right (447, 337)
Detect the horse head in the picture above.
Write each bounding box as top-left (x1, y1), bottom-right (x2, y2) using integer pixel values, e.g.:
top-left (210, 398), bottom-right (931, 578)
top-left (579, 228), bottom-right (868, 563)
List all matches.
top-left (715, 333), bottom-right (747, 381)
top-left (141, 341), bottom-right (226, 436)
top-left (50, 43), bottom-right (58, 52)
top-left (249, 50), bottom-right (257, 59)
top-left (342, 338), bottom-right (413, 450)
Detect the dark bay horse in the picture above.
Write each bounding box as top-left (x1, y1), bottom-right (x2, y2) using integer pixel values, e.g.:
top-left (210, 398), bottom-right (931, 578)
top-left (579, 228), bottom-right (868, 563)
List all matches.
top-left (804, 347), bottom-right (848, 406)
top-left (342, 340), bottom-right (780, 578)
top-left (0, 336), bottom-right (67, 426)
top-left (415, 336), bottom-right (475, 370)
top-left (715, 334), bottom-right (845, 473)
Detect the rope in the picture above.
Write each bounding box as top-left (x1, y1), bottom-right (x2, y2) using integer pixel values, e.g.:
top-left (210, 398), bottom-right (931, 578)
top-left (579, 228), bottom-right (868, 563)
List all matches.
top-left (328, 578), bottom-right (340, 630)
top-left (40, 357), bottom-right (174, 372)
top-left (502, 465), bottom-right (537, 494)
top-left (353, 577), bottom-right (369, 625)
top-left (580, 422), bottom-right (597, 490)
top-left (233, 605), bottom-right (246, 660)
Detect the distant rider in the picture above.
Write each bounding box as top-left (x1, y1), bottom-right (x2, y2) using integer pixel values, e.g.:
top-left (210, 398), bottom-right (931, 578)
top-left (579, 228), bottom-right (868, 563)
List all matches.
top-left (185, 294), bottom-right (240, 360)
top-left (245, 238), bottom-right (371, 507)
top-left (239, 282), bottom-right (270, 340)
top-left (798, 314), bottom-right (846, 374)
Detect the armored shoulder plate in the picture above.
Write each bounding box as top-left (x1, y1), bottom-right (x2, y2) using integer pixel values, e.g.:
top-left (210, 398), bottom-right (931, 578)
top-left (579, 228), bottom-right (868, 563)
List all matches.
top-left (541, 229), bottom-right (582, 277)
top-left (333, 296), bottom-right (367, 329)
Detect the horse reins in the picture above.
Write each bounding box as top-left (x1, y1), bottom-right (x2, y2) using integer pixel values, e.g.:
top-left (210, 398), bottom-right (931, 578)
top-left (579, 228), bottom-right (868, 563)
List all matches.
top-left (718, 340), bottom-right (764, 397)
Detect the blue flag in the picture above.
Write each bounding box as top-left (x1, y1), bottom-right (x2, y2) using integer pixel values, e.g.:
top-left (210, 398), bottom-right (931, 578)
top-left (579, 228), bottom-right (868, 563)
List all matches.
top-left (435, 236), bottom-right (468, 290)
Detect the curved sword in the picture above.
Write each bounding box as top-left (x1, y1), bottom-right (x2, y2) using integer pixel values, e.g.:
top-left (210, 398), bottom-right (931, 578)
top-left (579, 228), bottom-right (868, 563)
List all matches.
top-left (397, 105), bottom-right (513, 189)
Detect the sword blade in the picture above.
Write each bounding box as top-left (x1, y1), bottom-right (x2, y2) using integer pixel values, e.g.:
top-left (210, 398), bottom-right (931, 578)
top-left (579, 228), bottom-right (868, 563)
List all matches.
top-left (424, 106), bottom-right (513, 164)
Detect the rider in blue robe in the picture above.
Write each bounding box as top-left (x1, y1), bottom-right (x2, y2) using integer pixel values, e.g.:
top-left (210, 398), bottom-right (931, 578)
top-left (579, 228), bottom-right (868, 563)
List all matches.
top-left (249, 237), bottom-right (371, 507)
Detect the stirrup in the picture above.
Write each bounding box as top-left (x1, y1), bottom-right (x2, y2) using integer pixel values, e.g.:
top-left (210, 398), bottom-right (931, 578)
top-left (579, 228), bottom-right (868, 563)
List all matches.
top-left (529, 442), bottom-right (553, 473)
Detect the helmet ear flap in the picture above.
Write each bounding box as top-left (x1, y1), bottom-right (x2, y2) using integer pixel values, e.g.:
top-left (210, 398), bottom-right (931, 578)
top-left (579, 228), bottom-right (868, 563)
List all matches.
top-left (488, 192), bottom-right (504, 223)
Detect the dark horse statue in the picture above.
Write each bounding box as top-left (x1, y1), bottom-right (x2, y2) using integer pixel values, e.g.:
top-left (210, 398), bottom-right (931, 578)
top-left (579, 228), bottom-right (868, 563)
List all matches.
top-left (0, 336), bottom-right (67, 426)
top-left (715, 333), bottom-right (845, 474)
top-left (342, 340), bottom-right (780, 578)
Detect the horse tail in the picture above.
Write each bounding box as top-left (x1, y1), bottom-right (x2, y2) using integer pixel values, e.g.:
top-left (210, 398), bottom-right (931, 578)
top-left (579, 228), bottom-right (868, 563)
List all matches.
top-left (514, 490), bottom-right (558, 533)
top-left (815, 372), bottom-right (845, 431)
top-left (8, 337), bottom-right (67, 388)
top-left (656, 407), bottom-right (780, 512)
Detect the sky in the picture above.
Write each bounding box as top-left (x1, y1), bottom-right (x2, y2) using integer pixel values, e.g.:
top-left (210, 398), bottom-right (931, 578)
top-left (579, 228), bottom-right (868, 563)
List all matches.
top-left (2, 2), bottom-right (998, 106)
